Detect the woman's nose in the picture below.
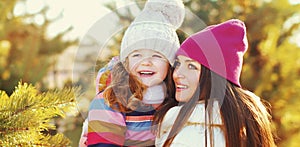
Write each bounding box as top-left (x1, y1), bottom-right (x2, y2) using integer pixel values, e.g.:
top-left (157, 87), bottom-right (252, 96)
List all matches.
top-left (173, 67), bottom-right (185, 79)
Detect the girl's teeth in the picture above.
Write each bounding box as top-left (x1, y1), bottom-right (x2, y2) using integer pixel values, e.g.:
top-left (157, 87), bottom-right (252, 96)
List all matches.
top-left (140, 71), bottom-right (153, 75)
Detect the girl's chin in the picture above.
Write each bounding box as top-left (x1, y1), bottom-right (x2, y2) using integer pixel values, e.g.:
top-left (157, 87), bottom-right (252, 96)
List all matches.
top-left (140, 79), bottom-right (162, 87)
top-left (142, 82), bottom-right (156, 87)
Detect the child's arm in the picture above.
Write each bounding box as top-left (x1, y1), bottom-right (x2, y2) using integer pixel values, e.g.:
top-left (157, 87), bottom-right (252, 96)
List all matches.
top-left (79, 119), bottom-right (88, 147)
top-left (87, 93), bottom-right (126, 146)
top-left (80, 56), bottom-right (120, 146)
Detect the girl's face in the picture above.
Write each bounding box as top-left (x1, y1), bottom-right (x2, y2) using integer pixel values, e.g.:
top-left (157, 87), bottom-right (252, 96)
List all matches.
top-left (173, 55), bottom-right (201, 102)
top-left (128, 49), bottom-right (169, 87)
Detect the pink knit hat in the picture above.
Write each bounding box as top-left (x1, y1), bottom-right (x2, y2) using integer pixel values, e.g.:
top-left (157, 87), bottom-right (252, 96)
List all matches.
top-left (176, 19), bottom-right (248, 87)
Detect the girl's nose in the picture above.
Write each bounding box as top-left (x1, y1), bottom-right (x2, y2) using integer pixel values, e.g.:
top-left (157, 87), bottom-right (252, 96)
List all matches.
top-left (140, 57), bottom-right (153, 66)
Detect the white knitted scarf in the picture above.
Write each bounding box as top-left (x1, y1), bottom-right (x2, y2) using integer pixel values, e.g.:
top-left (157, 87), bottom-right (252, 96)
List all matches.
top-left (142, 83), bottom-right (166, 104)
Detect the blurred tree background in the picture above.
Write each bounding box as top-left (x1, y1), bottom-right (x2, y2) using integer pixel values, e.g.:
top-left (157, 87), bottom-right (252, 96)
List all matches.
top-left (0, 0), bottom-right (79, 146)
top-left (0, 0), bottom-right (76, 95)
top-left (1, 0), bottom-right (300, 146)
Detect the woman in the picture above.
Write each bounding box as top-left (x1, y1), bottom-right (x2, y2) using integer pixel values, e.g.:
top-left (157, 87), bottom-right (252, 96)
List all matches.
top-left (154, 19), bottom-right (276, 147)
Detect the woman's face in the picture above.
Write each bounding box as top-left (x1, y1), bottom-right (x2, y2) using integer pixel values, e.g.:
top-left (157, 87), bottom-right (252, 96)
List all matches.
top-left (128, 49), bottom-right (169, 87)
top-left (173, 55), bottom-right (201, 102)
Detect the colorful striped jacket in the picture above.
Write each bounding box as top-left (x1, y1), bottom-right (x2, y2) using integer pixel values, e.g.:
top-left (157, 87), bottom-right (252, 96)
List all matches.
top-left (87, 93), bottom-right (156, 146)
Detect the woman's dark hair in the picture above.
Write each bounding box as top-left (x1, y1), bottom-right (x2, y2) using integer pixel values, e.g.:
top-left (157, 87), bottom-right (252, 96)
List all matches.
top-left (153, 65), bottom-right (276, 147)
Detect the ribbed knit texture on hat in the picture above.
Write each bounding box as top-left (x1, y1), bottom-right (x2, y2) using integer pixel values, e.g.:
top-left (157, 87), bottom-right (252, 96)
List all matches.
top-left (176, 19), bottom-right (248, 87)
top-left (120, 0), bottom-right (185, 65)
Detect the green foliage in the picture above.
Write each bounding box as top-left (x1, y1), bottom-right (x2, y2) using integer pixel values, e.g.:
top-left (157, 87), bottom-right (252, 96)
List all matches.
top-left (0, 82), bottom-right (79, 146)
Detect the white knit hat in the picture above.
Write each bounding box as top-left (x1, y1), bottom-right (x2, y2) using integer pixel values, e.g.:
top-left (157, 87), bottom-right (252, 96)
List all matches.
top-left (120, 0), bottom-right (185, 65)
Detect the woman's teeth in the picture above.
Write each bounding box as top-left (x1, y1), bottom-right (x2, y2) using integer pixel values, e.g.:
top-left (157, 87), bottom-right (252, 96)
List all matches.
top-left (177, 85), bottom-right (187, 89)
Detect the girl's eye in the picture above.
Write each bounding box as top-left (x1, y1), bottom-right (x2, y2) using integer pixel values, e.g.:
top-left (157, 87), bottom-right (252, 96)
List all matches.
top-left (188, 64), bottom-right (198, 70)
top-left (132, 53), bottom-right (141, 57)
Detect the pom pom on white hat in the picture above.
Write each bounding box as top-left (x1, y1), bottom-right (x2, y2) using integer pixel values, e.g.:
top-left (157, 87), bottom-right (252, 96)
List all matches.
top-left (120, 0), bottom-right (185, 65)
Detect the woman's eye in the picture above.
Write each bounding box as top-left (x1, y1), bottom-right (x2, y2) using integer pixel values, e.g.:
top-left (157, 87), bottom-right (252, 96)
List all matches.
top-left (188, 64), bottom-right (197, 70)
top-left (174, 61), bottom-right (180, 68)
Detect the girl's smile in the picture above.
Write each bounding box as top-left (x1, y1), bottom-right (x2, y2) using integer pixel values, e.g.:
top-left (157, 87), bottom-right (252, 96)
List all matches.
top-left (128, 49), bottom-right (169, 87)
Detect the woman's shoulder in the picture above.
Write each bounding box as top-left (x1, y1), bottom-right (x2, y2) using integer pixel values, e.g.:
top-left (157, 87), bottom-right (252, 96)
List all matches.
top-left (164, 103), bottom-right (206, 121)
top-left (161, 106), bottom-right (182, 127)
top-left (190, 101), bottom-right (222, 124)
top-left (166, 105), bottom-right (182, 117)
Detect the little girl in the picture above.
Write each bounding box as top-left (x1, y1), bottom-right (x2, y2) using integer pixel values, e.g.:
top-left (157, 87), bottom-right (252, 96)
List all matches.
top-left (86, 0), bottom-right (185, 146)
top-left (154, 19), bottom-right (276, 147)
